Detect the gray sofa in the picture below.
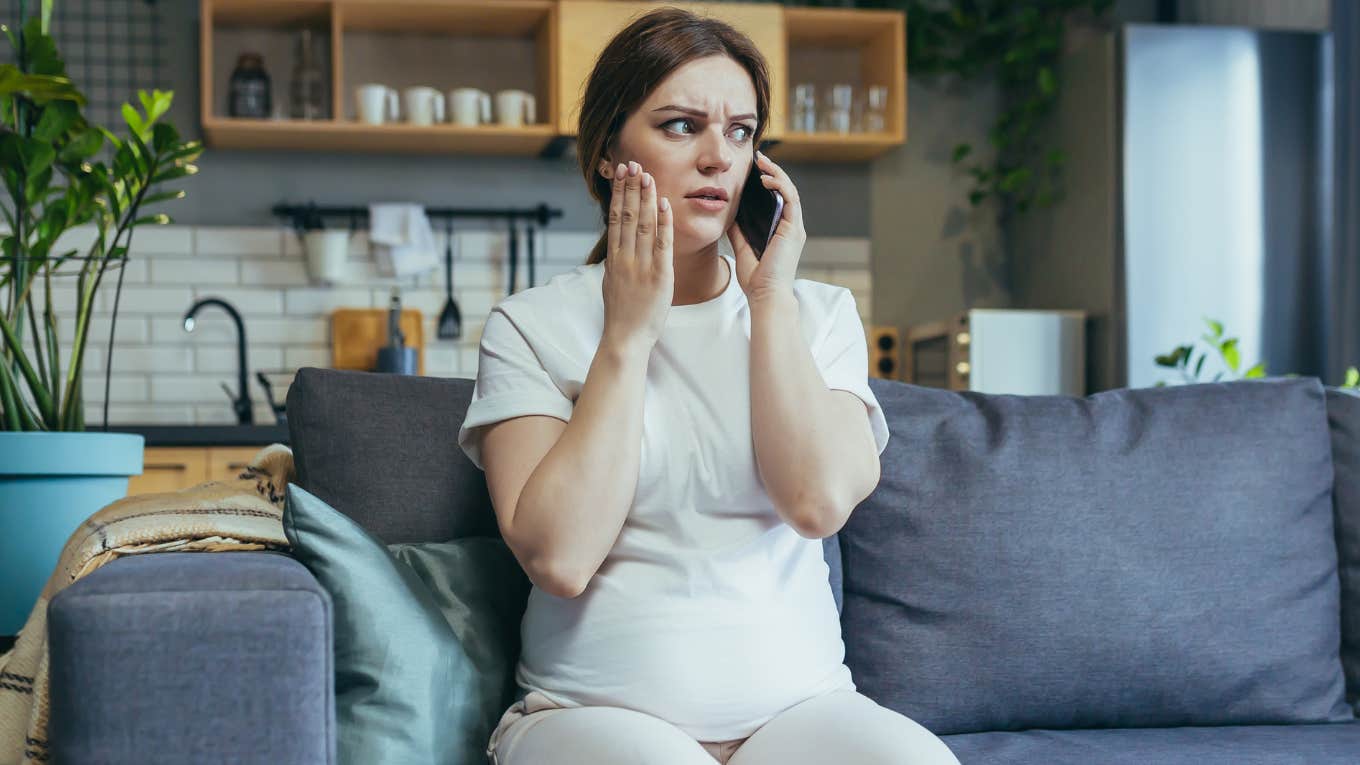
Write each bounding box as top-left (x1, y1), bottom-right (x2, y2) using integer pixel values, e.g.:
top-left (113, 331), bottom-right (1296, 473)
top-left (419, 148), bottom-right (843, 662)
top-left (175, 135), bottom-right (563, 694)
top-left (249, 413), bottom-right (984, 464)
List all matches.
top-left (47, 367), bottom-right (1360, 763)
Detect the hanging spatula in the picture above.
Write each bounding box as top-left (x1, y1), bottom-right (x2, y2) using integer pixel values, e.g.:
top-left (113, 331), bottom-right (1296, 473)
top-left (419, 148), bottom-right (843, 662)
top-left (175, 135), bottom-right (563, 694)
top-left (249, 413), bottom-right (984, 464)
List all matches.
top-left (436, 215), bottom-right (462, 339)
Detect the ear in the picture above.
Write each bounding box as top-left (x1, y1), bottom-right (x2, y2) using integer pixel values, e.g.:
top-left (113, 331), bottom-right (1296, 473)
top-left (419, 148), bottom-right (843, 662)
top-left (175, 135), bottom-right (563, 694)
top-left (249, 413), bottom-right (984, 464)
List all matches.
top-left (599, 157), bottom-right (616, 180)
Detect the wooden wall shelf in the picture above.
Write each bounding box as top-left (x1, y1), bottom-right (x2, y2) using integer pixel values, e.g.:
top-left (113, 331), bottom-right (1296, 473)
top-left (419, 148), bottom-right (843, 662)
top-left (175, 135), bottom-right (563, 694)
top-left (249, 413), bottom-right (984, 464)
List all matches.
top-left (201, 0), bottom-right (906, 162)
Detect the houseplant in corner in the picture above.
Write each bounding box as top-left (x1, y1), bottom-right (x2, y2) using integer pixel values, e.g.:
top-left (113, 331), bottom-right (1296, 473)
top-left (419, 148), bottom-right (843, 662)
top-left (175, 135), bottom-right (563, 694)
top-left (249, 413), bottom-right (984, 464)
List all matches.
top-left (0, 4), bottom-right (202, 635)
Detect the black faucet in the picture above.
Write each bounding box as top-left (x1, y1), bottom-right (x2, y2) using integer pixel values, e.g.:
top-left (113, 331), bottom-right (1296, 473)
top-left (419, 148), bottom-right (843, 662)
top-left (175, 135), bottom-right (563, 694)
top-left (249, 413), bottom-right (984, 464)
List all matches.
top-left (182, 297), bottom-right (253, 425)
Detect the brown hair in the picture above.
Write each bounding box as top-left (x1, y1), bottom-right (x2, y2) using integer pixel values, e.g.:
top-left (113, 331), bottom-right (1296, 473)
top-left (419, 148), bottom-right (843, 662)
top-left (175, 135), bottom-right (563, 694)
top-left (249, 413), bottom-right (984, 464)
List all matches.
top-left (577, 6), bottom-right (772, 266)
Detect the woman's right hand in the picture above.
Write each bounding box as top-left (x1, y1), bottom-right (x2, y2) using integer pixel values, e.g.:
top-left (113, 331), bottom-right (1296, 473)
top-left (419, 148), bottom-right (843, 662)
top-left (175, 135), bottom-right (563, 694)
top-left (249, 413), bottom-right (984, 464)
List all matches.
top-left (601, 160), bottom-right (673, 354)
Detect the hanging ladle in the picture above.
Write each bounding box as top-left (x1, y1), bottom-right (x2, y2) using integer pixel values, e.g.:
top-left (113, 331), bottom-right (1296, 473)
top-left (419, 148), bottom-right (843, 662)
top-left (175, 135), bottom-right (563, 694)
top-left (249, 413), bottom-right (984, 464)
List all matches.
top-left (437, 214), bottom-right (462, 340)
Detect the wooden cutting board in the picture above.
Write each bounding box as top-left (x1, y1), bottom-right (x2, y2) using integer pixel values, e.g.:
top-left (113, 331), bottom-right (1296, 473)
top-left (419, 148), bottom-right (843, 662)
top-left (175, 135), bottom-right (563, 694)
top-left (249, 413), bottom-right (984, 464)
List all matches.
top-left (331, 308), bottom-right (425, 375)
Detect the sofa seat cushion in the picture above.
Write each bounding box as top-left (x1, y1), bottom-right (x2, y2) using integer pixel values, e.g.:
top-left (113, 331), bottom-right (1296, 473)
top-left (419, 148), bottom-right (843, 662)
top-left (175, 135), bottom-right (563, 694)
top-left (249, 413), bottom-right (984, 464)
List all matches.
top-left (939, 721), bottom-right (1360, 764)
top-left (842, 377), bottom-right (1352, 734)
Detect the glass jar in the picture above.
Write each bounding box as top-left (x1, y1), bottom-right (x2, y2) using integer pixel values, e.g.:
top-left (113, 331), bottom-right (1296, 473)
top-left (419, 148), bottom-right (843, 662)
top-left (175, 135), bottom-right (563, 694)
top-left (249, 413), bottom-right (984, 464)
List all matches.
top-left (789, 83), bottom-right (817, 133)
top-left (290, 30), bottom-right (326, 120)
top-left (228, 52), bottom-right (271, 119)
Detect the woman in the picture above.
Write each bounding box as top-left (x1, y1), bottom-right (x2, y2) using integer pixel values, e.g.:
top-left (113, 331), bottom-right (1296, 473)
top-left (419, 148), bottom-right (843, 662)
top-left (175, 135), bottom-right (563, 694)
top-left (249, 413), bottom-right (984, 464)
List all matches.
top-left (456, 7), bottom-right (960, 765)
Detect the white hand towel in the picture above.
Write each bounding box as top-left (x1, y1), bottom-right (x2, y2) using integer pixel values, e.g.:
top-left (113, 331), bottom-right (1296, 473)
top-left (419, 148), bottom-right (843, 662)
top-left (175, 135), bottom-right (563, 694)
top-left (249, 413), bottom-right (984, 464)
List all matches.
top-left (368, 202), bottom-right (440, 278)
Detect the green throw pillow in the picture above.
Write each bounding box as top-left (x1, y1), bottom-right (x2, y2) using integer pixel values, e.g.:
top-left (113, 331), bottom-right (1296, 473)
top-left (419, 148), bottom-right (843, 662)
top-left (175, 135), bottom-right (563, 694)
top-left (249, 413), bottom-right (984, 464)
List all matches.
top-left (283, 483), bottom-right (530, 765)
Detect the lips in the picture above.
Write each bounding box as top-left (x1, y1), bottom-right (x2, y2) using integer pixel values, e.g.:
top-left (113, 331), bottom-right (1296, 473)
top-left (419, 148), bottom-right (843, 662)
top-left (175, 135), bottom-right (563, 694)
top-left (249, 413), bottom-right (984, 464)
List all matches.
top-left (684, 186), bottom-right (729, 201)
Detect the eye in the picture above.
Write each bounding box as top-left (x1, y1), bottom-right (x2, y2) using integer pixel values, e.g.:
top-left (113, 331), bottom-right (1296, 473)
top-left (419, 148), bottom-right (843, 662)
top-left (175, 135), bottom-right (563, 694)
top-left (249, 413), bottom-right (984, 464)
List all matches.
top-left (662, 118), bottom-right (755, 143)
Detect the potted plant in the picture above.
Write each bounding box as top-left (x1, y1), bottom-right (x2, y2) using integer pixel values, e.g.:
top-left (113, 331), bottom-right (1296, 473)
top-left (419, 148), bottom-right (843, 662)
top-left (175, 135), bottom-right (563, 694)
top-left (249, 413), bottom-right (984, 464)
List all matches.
top-left (293, 201), bottom-right (351, 285)
top-left (0, 4), bottom-right (202, 635)
top-left (1154, 316), bottom-right (1360, 389)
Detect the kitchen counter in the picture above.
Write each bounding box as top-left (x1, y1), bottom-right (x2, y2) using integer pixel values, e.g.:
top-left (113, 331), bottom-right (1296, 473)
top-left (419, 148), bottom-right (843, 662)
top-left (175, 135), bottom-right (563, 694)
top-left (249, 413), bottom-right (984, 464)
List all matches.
top-left (104, 424), bottom-right (290, 447)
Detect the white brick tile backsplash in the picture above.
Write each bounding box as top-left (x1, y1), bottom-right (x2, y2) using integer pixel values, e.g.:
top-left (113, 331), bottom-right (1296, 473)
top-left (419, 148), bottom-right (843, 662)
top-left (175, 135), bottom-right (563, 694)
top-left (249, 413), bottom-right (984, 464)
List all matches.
top-left (424, 347), bottom-right (459, 377)
top-left (458, 348), bottom-right (479, 377)
top-left (285, 288), bottom-right (373, 315)
top-left (375, 287), bottom-right (448, 317)
top-left (58, 315), bottom-right (149, 345)
top-left (247, 317), bottom-right (329, 345)
top-left (240, 259), bottom-right (310, 287)
top-left (192, 287), bottom-right (284, 315)
top-left (80, 374), bottom-right (149, 402)
top-left (152, 258), bottom-right (238, 285)
top-left (195, 346), bottom-right (284, 374)
top-left (194, 226), bottom-right (284, 258)
top-left (129, 225), bottom-right (194, 256)
top-left (285, 346), bottom-right (331, 369)
top-left (105, 286), bottom-right (195, 314)
top-left (74, 225), bottom-right (873, 416)
top-left (104, 346), bottom-right (194, 374)
top-left (152, 375), bottom-right (237, 403)
top-left (150, 315), bottom-right (231, 344)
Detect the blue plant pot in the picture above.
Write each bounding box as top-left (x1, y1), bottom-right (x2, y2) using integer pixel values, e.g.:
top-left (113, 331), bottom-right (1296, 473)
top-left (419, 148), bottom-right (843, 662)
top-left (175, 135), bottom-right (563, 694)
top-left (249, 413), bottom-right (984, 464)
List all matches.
top-left (0, 432), bottom-right (144, 636)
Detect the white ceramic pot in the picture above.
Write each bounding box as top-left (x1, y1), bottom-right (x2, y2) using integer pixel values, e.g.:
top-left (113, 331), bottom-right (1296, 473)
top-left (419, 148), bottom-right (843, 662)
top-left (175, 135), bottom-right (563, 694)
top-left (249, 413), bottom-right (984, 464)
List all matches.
top-left (301, 230), bottom-right (351, 285)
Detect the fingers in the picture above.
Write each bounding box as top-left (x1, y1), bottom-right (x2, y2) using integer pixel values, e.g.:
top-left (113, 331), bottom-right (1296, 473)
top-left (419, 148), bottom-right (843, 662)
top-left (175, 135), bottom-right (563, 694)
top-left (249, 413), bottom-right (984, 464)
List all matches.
top-left (620, 161), bottom-right (642, 260)
top-left (636, 170), bottom-right (656, 270)
top-left (755, 150), bottom-right (803, 230)
top-left (655, 191), bottom-right (672, 267)
top-left (608, 162), bottom-right (626, 258)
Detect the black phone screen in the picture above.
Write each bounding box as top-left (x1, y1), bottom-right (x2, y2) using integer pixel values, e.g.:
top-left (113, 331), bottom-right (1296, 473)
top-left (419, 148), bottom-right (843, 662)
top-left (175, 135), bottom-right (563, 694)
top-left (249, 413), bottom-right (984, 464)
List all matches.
top-left (734, 162), bottom-right (779, 260)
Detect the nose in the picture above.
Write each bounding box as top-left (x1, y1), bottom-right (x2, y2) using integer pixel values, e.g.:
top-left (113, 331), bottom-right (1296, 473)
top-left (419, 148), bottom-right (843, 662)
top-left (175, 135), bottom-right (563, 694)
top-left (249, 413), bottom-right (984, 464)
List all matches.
top-left (696, 124), bottom-right (734, 174)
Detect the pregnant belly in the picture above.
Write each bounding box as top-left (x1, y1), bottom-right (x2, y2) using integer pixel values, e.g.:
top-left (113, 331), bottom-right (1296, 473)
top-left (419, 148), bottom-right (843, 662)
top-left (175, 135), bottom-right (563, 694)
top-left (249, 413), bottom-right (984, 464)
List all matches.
top-left (516, 591), bottom-right (849, 740)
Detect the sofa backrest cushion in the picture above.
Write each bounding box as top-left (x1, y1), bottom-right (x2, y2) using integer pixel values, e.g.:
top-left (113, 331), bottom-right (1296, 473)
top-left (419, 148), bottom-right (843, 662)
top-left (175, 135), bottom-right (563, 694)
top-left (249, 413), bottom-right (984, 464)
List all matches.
top-left (1326, 386), bottom-right (1360, 716)
top-left (287, 368), bottom-right (497, 544)
top-left (841, 376), bottom-right (1353, 735)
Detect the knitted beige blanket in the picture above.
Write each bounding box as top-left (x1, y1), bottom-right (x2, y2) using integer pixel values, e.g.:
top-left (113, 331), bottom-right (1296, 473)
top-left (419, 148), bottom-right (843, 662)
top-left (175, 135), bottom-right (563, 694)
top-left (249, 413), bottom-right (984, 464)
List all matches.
top-left (0, 442), bottom-right (295, 765)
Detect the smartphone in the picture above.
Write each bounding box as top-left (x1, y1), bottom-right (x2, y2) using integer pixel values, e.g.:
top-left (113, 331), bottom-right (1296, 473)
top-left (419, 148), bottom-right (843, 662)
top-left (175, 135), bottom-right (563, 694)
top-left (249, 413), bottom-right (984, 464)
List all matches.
top-left (734, 162), bottom-right (785, 259)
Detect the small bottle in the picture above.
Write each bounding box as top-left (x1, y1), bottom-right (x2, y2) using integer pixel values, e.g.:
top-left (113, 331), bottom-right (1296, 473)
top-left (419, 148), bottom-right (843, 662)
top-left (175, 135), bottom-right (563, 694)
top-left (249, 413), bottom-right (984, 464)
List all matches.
top-left (228, 52), bottom-right (271, 119)
top-left (290, 29), bottom-right (326, 120)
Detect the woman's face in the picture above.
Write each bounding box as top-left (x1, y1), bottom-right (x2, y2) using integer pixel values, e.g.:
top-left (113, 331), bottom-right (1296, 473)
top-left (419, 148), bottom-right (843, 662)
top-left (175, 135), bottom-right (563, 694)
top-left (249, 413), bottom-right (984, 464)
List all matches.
top-left (600, 55), bottom-right (759, 256)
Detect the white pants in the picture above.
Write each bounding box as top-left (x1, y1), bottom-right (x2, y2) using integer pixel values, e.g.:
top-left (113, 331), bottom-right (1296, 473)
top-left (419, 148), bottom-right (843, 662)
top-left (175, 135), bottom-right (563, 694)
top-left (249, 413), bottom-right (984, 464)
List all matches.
top-left (487, 688), bottom-right (963, 765)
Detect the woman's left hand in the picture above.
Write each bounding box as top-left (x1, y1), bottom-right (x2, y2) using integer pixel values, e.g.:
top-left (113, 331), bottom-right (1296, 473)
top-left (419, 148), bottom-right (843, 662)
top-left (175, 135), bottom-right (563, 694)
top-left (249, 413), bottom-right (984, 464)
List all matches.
top-left (728, 149), bottom-right (804, 302)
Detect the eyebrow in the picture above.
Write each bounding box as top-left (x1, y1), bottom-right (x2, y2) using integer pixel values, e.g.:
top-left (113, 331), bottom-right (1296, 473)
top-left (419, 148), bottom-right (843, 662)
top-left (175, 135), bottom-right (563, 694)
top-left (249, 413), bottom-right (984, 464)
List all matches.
top-left (652, 105), bottom-right (757, 122)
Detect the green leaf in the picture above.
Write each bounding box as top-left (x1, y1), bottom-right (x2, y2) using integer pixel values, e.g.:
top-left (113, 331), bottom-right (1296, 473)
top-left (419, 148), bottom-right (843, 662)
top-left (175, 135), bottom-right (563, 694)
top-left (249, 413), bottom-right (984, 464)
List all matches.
top-left (121, 102), bottom-right (146, 139)
top-left (952, 143), bottom-right (972, 163)
top-left (1220, 337), bottom-right (1240, 372)
top-left (1243, 362), bottom-right (1266, 379)
top-left (141, 189), bottom-right (186, 206)
top-left (152, 163), bottom-right (197, 184)
top-left (1204, 317), bottom-right (1224, 337)
top-left (1346, 367), bottom-right (1359, 388)
top-left (1037, 66), bottom-right (1056, 96)
top-left (1194, 352), bottom-right (1206, 378)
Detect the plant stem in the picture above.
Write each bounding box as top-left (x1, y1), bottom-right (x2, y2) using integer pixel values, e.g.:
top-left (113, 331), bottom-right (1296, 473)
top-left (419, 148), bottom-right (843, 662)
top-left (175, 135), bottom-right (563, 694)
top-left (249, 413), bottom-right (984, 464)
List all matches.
top-left (101, 227), bottom-right (133, 431)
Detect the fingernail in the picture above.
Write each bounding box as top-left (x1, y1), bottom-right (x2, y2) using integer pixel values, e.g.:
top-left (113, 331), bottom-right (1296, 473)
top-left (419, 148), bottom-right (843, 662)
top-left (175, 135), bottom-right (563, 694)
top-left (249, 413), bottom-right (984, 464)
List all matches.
top-left (641, 173), bottom-right (651, 188)
top-left (660, 197), bottom-right (669, 212)
top-left (629, 162), bottom-right (639, 176)
top-left (616, 163), bottom-right (625, 178)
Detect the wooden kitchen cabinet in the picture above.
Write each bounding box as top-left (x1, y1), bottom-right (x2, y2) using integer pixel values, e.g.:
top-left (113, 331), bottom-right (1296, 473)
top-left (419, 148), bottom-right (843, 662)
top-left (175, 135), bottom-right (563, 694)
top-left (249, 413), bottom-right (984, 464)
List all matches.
top-left (127, 446), bottom-right (271, 496)
top-left (200, 0), bottom-right (905, 162)
top-left (553, 2), bottom-right (786, 140)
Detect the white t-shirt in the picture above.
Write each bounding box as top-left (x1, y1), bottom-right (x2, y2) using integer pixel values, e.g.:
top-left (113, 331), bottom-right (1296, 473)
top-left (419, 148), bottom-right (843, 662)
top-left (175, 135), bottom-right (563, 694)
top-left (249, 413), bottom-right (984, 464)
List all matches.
top-left (456, 242), bottom-right (890, 741)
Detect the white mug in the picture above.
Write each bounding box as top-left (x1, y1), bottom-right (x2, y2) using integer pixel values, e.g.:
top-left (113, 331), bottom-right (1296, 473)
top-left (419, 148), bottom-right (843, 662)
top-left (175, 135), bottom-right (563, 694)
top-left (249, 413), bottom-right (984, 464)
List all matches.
top-left (494, 89), bottom-right (536, 127)
top-left (403, 85), bottom-right (445, 126)
top-left (448, 88), bottom-right (491, 127)
top-left (356, 84), bottom-right (398, 125)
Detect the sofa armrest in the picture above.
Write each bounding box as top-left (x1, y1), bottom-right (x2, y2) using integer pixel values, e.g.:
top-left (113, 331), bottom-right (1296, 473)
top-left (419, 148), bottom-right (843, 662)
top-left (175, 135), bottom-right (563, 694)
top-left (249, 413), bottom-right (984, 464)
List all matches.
top-left (47, 550), bottom-right (335, 765)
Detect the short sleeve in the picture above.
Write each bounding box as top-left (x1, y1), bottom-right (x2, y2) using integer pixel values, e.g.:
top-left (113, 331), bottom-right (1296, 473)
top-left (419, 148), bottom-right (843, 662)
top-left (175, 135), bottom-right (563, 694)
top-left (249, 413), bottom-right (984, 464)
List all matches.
top-left (456, 305), bottom-right (575, 471)
top-left (812, 288), bottom-right (890, 456)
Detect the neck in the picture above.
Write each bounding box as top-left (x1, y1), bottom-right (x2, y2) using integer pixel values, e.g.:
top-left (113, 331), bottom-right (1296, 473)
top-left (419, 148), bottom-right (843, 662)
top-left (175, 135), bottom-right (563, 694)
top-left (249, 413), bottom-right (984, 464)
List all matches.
top-left (672, 239), bottom-right (728, 306)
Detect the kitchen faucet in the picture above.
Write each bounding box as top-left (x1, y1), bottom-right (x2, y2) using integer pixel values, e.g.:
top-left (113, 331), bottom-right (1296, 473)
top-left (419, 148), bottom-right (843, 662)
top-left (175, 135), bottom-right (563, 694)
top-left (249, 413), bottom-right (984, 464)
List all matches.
top-left (182, 297), bottom-right (253, 425)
